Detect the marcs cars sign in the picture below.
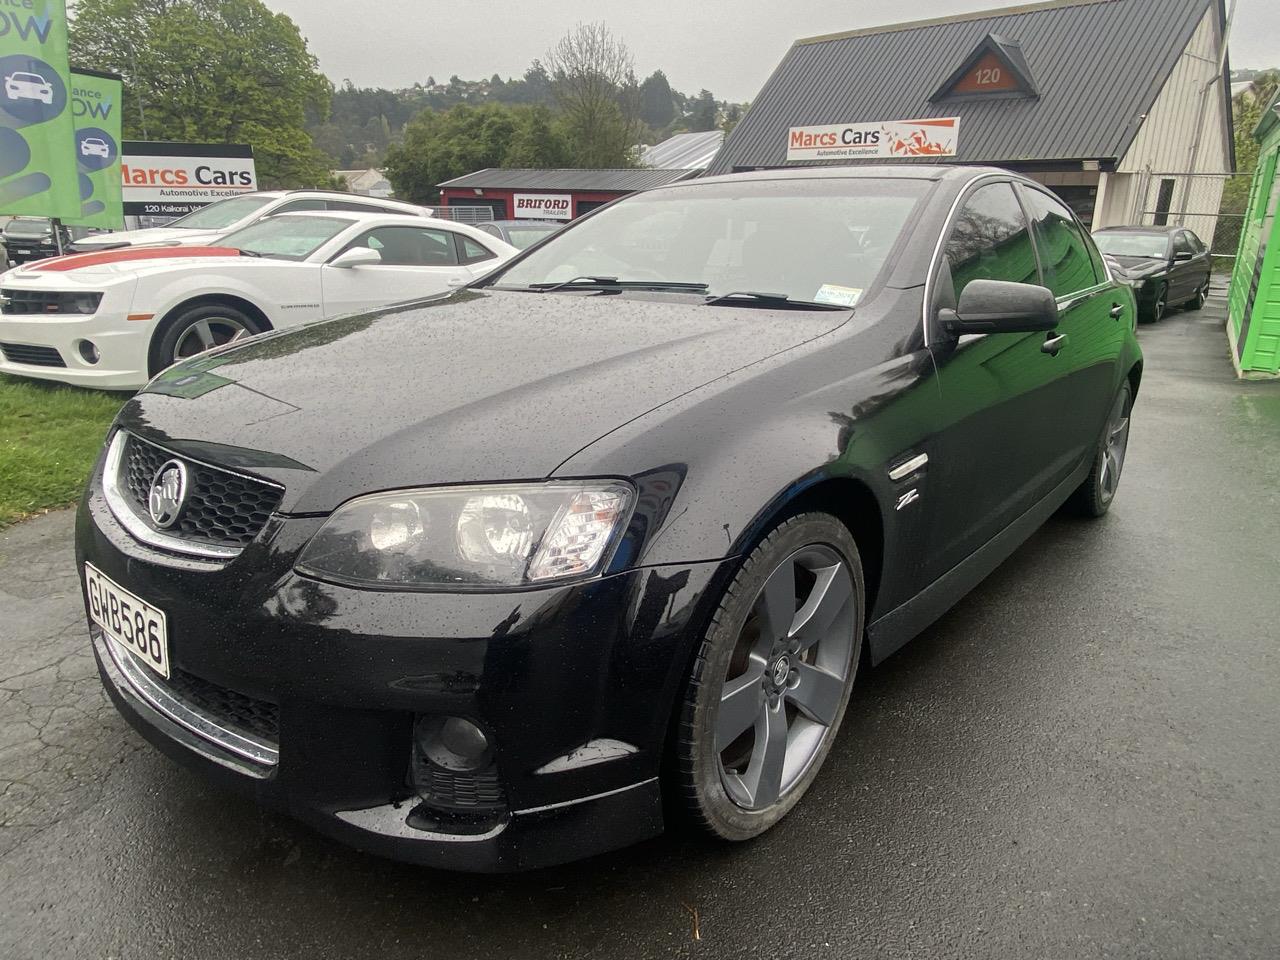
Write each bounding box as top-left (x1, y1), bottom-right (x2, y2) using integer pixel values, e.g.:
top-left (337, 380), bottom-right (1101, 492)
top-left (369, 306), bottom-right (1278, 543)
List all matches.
top-left (513, 193), bottom-right (572, 220)
top-left (786, 117), bottom-right (960, 161)
top-left (120, 141), bottom-right (257, 217)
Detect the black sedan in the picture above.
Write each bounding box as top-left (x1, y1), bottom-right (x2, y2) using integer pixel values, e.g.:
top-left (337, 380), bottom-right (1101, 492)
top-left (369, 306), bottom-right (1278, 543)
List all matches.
top-left (76, 165), bottom-right (1142, 871)
top-left (475, 219), bottom-right (565, 250)
top-left (1093, 225), bottom-right (1212, 322)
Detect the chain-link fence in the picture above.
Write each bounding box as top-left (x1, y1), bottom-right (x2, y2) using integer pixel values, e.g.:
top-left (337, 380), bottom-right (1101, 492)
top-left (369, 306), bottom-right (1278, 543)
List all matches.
top-left (1136, 171), bottom-right (1252, 273)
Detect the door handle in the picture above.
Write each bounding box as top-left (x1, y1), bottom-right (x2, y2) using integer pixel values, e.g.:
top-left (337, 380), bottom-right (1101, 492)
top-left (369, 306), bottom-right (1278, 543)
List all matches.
top-left (1110, 303), bottom-right (1125, 319)
top-left (1042, 332), bottom-right (1068, 356)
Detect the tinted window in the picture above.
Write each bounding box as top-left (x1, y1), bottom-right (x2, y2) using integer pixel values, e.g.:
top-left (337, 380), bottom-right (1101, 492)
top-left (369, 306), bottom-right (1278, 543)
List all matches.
top-left (943, 182), bottom-right (1038, 302)
top-left (273, 198), bottom-right (328, 214)
top-left (350, 226), bottom-right (458, 266)
top-left (1023, 188), bottom-right (1100, 297)
top-left (459, 237), bottom-right (495, 264)
top-left (1184, 231), bottom-right (1205, 254)
top-left (1172, 232), bottom-right (1194, 256)
top-left (475, 223), bottom-right (502, 239)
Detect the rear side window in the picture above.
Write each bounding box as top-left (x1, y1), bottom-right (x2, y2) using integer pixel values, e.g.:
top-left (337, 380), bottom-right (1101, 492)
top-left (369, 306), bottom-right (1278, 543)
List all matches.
top-left (942, 181), bottom-right (1038, 302)
top-left (1022, 188), bottom-right (1100, 297)
top-left (458, 236), bottom-right (495, 264)
top-left (329, 199), bottom-right (402, 214)
top-left (273, 198), bottom-right (327, 214)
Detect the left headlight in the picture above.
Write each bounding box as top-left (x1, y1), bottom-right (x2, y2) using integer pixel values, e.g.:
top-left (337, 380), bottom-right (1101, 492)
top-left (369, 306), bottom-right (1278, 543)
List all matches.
top-left (295, 481), bottom-right (635, 590)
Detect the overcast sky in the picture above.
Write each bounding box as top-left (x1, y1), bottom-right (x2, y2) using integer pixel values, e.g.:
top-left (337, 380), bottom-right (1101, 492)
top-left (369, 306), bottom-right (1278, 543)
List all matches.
top-left (268, 0), bottom-right (1276, 102)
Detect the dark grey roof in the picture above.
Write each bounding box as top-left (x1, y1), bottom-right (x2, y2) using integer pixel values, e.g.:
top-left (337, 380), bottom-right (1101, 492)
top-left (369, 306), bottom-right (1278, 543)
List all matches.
top-left (641, 131), bottom-right (726, 170)
top-left (437, 168), bottom-right (697, 191)
top-left (708, 0), bottom-right (1225, 174)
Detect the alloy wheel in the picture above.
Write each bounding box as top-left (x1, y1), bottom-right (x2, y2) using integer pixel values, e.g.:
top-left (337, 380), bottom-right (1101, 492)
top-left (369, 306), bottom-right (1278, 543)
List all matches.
top-left (1153, 288), bottom-right (1167, 322)
top-left (715, 544), bottom-right (856, 811)
top-left (172, 316), bottom-right (251, 362)
top-left (1097, 388), bottom-right (1131, 503)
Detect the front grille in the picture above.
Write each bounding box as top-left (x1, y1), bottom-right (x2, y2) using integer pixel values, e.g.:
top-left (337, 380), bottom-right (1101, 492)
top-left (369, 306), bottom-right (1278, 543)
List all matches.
top-left (122, 433), bottom-right (283, 548)
top-left (162, 668), bottom-right (280, 743)
top-left (1, 288), bottom-right (102, 315)
top-left (0, 342), bottom-right (66, 367)
top-left (413, 754), bottom-right (506, 812)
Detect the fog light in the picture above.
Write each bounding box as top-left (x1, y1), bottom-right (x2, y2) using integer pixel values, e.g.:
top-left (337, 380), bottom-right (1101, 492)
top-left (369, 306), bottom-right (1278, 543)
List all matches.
top-left (76, 340), bottom-right (100, 364)
top-left (415, 715), bottom-right (491, 772)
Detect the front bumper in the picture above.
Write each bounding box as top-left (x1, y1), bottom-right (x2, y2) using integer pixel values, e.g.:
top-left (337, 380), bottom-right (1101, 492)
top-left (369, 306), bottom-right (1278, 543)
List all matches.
top-left (0, 307), bottom-right (150, 389)
top-left (77, 477), bottom-right (730, 871)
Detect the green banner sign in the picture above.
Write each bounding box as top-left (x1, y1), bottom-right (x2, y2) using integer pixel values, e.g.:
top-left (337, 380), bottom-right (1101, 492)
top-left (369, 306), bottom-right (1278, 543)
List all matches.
top-left (0, 0), bottom-right (79, 218)
top-left (65, 69), bottom-right (122, 228)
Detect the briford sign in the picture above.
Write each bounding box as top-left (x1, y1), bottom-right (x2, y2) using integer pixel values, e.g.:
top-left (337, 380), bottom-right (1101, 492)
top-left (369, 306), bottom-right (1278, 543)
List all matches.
top-left (513, 193), bottom-right (572, 219)
top-left (786, 117), bottom-right (960, 162)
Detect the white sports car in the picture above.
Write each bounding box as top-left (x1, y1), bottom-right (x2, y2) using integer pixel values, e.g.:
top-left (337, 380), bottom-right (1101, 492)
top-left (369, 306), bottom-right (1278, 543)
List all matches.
top-left (0, 212), bottom-right (517, 390)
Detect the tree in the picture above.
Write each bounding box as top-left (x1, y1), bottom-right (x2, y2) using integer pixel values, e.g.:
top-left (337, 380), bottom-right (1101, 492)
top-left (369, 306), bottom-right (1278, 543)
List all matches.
top-left (383, 103), bottom-right (569, 204)
top-left (1223, 70), bottom-right (1280, 213)
top-left (639, 70), bottom-right (675, 129)
top-left (69, 0), bottom-right (333, 187)
top-left (544, 22), bottom-right (641, 167)
top-left (689, 89), bottom-right (719, 132)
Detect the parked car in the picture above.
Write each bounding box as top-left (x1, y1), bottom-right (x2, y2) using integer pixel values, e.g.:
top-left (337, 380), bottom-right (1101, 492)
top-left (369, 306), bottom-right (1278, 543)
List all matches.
top-left (77, 165), bottom-right (1141, 872)
top-left (1093, 225), bottom-right (1212, 322)
top-left (66, 190), bottom-right (434, 254)
top-left (2, 217), bottom-right (66, 265)
top-left (0, 212), bottom-right (515, 389)
top-left (474, 219), bottom-right (565, 250)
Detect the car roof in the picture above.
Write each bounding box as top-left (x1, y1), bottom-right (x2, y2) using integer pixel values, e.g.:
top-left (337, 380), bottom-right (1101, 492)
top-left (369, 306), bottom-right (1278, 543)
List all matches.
top-left (267, 211), bottom-right (464, 229)
top-left (485, 219), bottom-right (563, 227)
top-left (691, 163), bottom-right (1012, 188)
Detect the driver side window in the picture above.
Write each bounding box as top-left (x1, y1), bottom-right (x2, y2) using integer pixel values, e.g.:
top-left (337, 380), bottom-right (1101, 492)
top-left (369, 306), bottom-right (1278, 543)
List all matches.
top-left (348, 226), bottom-right (459, 267)
top-left (942, 181), bottom-right (1038, 304)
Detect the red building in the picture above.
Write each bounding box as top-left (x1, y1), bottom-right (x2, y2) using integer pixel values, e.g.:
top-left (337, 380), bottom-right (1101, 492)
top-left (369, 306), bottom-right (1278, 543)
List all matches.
top-left (436, 168), bottom-right (698, 221)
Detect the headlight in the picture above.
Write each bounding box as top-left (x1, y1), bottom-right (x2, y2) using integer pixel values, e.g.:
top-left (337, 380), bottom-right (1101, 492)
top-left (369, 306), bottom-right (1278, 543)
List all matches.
top-left (296, 481), bottom-right (634, 589)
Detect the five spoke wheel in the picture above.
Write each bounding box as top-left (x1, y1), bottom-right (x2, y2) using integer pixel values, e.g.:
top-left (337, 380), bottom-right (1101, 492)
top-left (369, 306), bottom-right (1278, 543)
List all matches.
top-left (716, 544), bottom-right (856, 810)
top-left (1098, 388), bottom-right (1131, 504)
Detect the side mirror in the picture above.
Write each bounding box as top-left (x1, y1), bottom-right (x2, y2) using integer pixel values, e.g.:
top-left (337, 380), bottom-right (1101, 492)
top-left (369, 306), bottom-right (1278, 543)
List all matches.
top-left (940, 279), bottom-right (1059, 336)
top-left (329, 246), bottom-right (382, 269)
top-left (1173, 250), bottom-right (1193, 262)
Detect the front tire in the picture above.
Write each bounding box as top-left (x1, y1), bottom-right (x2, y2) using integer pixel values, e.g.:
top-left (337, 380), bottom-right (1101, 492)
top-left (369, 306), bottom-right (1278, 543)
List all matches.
top-left (151, 303), bottom-right (262, 375)
top-left (1067, 382), bottom-right (1133, 518)
top-left (1144, 283), bottom-right (1167, 323)
top-left (673, 513), bottom-right (864, 841)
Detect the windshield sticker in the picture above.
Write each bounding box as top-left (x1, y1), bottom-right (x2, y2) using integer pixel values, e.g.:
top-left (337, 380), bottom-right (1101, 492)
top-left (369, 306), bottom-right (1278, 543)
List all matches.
top-left (814, 284), bottom-right (863, 307)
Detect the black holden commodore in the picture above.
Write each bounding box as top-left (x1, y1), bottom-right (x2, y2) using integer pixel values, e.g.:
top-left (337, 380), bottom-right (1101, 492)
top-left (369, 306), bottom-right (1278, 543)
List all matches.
top-left (1092, 224), bottom-right (1213, 323)
top-left (77, 165), bottom-right (1141, 871)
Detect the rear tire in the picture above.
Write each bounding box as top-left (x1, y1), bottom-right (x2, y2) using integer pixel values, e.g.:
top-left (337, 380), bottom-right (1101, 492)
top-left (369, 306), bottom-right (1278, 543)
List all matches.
top-left (1067, 381), bottom-right (1133, 518)
top-left (150, 303), bottom-right (262, 376)
top-left (672, 513), bottom-right (864, 841)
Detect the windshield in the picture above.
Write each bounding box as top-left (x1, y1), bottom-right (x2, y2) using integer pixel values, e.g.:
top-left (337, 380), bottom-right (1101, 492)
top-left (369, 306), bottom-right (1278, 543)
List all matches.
top-left (220, 215), bottom-right (352, 260)
top-left (168, 195), bottom-right (275, 230)
top-left (490, 178), bottom-right (927, 306)
top-left (1093, 232), bottom-right (1169, 259)
top-left (3, 218), bottom-right (51, 238)
top-left (503, 225), bottom-right (561, 250)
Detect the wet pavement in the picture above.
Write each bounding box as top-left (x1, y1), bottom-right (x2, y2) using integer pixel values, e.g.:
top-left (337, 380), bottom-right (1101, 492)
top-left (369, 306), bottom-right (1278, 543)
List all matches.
top-left (2, 299), bottom-right (1278, 959)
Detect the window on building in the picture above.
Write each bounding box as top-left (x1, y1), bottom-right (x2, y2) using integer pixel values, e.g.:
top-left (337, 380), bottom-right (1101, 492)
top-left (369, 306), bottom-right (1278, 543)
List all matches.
top-left (1022, 188), bottom-right (1101, 297)
top-left (1153, 178), bottom-right (1176, 226)
top-left (942, 182), bottom-right (1038, 302)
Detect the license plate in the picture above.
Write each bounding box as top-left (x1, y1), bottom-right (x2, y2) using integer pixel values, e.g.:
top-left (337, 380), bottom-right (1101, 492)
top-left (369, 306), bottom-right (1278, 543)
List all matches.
top-left (16, 248), bottom-right (31, 255)
top-left (85, 563), bottom-right (169, 678)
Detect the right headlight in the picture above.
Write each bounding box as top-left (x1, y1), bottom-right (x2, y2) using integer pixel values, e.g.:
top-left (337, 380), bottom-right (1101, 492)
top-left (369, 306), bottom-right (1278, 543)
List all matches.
top-left (295, 480), bottom-right (634, 590)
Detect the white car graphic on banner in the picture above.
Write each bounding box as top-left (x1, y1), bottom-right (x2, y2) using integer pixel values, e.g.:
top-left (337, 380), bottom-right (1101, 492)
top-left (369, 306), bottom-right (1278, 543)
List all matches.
top-left (0, 212), bottom-right (517, 390)
top-left (80, 137), bottom-right (111, 158)
top-left (4, 71), bottom-right (54, 104)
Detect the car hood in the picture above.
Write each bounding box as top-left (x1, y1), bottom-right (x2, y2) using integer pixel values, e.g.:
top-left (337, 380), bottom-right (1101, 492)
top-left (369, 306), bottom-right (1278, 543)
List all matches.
top-left (2, 245), bottom-right (249, 285)
top-left (72, 227), bottom-right (220, 249)
top-left (119, 289), bottom-right (850, 513)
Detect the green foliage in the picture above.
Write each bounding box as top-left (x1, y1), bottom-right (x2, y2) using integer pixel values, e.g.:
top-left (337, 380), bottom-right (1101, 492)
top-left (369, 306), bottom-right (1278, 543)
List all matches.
top-left (69, 0), bottom-right (334, 188)
top-left (688, 89), bottom-right (719, 133)
top-left (383, 103), bottom-right (571, 204)
top-left (639, 71), bottom-right (676, 129)
top-left (1224, 71), bottom-right (1280, 212)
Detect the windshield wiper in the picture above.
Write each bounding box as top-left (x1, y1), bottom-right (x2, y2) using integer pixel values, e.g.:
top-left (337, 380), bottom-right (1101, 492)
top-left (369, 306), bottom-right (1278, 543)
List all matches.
top-left (525, 276), bottom-right (710, 293)
top-left (236, 249), bottom-right (264, 258)
top-left (704, 290), bottom-right (849, 311)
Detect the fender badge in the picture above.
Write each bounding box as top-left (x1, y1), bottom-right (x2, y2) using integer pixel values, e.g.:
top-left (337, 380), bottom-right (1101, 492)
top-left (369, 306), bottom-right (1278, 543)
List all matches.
top-left (896, 489), bottom-right (920, 511)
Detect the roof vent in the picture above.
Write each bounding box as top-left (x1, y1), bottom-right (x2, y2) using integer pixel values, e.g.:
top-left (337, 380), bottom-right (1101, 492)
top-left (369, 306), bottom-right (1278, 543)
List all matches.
top-left (929, 33), bottom-right (1039, 102)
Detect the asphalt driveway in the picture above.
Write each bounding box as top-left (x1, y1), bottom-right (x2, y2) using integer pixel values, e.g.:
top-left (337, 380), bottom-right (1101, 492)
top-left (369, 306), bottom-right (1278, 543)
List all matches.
top-left (2, 299), bottom-right (1277, 959)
